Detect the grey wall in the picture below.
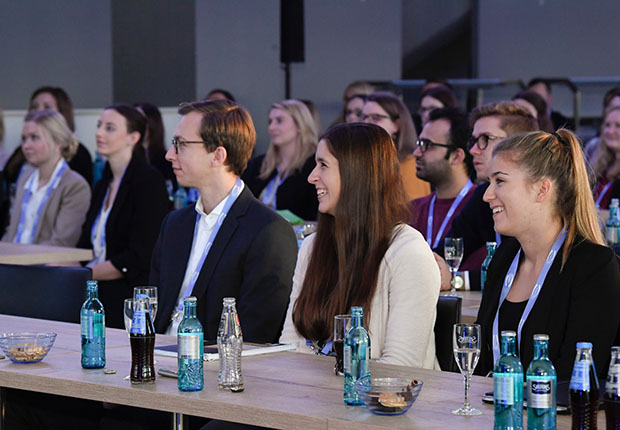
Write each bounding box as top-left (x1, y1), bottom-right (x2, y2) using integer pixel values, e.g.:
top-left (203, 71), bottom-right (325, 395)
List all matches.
top-left (195, 0), bottom-right (402, 154)
top-left (0, 0), bottom-right (112, 109)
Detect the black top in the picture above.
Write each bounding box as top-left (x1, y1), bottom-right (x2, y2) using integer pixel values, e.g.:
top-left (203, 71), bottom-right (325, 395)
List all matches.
top-left (69, 143), bottom-right (93, 186)
top-left (150, 186), bottom-right (298, 343)
top-left (242, 154), bottom-right (318, 221)
top-left (78, 155), bottom-right (170, 328)
top-left (498, 299), bottom-right (528, 338)
top-left (475, 237), bottom-right (620, 380)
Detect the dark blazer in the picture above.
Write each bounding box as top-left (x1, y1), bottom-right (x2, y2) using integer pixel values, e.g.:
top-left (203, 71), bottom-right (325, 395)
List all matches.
top-left (78, 155), bottom-right (170, 329)
top-left (475, 237), bottom-right (620, 380)
top-left (150, 186), bottom-right (298, 343)
top-left (242, 154), bottom-right (318, 221)
top-left (69, 143), bottom-right (94, 186)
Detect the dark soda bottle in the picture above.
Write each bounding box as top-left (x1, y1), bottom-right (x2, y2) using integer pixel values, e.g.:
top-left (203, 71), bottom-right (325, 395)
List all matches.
top-left (569, 342), bottom-right (599, 430)
top-left (130, 294), bottom-right (156, 384)
top-left (605, 346), bottom-right (620, 430)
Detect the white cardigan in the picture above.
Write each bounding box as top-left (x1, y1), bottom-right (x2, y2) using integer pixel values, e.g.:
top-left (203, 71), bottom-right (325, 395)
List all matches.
top-left (279, 224), bottom-right (441, 369)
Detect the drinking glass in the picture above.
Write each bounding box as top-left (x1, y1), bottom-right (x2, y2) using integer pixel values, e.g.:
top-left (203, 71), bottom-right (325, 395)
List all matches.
top-left (452, 323), bottom-right (482, 416)
top-left (133, 286), bottom-right (158, 323)
top-left (444, 237), bottom-right (464, 296)
top-left (333, 314), bottom-right (351, 376)
top-left (123, 298), bottom-right (134, 336)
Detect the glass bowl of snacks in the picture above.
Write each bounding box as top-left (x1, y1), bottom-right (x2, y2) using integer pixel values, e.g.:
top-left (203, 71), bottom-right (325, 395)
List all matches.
top-left (0, 332), bottom-right (57, 364)
top-left (355, 375), bottom-right (423, 415)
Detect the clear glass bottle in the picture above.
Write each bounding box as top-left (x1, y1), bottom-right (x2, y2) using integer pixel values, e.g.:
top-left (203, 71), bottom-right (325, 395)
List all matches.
top-left (81, 280), bottom-right (106, 369)
top-left (217, 297), bottom-right (244, 392)
top-left (130, 294), bottom-right (156, 384)
top-left (605, 346), bottom-right (620, 430)
top-left (178, 297), bottom-right (203, 392)
top-left (526, 334), bottom-right (556, 430)
top-left (481, 241), bottom-right (497, 294)
top-left (494, 330), bottom-right (523, 430)
top-left (569, 342), bottom-right (599, 430)
top-left (344, 306), bottom-right (371, 405)
top-left (607, 199), bottom-right (620, 254)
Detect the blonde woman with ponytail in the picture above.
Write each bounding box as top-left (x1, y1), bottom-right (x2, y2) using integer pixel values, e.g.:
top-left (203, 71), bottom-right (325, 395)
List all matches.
top-left (475, 129), bottom-right (620, 381)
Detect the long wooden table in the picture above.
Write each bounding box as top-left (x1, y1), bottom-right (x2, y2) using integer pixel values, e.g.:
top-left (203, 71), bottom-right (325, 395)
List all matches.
top-left (0, 315), bottom-right (586, 429)
top-left (0, 242), bottom-right (93, 265)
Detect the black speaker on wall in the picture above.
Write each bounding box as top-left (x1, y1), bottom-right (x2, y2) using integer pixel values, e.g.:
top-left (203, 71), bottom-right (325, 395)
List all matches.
top-left (280, 0), bottom-right (305, 63)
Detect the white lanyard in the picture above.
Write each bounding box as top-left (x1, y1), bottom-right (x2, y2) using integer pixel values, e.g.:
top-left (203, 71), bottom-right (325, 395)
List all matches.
top-left (15, 161), bottom-right (68, 244)
top-left (176, 178), bottom-right (244, 310)
top-left (491, 228), bottom-right (567, 364)
top-left (261, 172), bottom-right (285, 210)
top-left (426, 179), bottom-right (474, 248)
top-left (90, 167), bottom-right (127, 257)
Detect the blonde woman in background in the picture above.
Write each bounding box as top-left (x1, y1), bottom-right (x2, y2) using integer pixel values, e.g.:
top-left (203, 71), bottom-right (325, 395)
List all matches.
top-left (242, 99), bottom-right (319, 220)
top-left (2, 110), bottom-right (90, 246)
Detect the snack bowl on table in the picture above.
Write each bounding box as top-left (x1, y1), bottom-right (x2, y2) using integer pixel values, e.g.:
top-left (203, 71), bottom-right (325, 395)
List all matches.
top-left (355, 375), bottom-right (423, 416)
top-left (0, 332), bottom-right (57, 364)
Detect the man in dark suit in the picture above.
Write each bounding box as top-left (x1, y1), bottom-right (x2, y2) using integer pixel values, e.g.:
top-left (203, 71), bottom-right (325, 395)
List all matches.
top-left (150, 99), bottom-right (297, 344)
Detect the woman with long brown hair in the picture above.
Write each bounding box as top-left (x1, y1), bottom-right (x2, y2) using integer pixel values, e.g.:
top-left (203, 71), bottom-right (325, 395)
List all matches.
top-left (591, 105), bottom-right (620, 209)
top-left (476, 129), bottom-right (620, 380)
top-left (279, 123), bottom-right (440, 368)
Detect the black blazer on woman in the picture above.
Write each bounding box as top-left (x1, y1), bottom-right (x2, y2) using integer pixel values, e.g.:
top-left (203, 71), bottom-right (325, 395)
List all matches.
top-left (475, 237), bottom-right (620, 381)
top-left (78, 155), bottom-right (170, 328)
top-left (242, 154), bottom-right (318, 221)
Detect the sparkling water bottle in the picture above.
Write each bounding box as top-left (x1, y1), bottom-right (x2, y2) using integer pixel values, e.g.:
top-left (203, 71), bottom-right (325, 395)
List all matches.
top-left (570, 342), bottom-right (599, 430)
top-left (494, 330), bottom-right (523, 430)
top-left (217, 297), bottom-right (243, 392)
top-left (607, 199), bottom-right (620, 254)
top-left (605, 346), bottom-right (620, 430)
top-left (481, 241), bottom-right (497, 294)
top-left (178, 297), bottom-right (203, 392)
top-left (344, 306), bottom-right (371, 405)
top-left (526, 334), bottom-right (556, 430)
top-left (81, 280), bottom-right (106, 369)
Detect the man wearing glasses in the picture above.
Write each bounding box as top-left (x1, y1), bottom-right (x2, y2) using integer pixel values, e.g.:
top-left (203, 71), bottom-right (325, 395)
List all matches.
top-left (409, 107), bottom-right (477, 292)
top-left (150, 99), bottom-right (297, 344)
top-left (433, 102), bottom-right (538, 290)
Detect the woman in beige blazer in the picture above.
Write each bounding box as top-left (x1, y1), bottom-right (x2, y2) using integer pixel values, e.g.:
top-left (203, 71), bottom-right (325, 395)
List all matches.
top-left (2, 110), bottom-right (90, 247)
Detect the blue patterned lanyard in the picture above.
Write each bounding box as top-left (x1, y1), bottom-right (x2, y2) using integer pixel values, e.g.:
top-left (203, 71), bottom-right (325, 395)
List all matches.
top-left (492, 228), bottom-right (567, 363)
top-left (426, 179), bottom-right (473, 248)
top-left (176, 178), bottom-right (244, 310)
top-left (15, 161), bottom-right (68, 244)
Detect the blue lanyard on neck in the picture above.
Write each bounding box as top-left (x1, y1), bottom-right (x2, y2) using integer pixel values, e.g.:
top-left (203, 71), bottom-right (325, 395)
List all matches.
top-left (177, 178), bottom-right (244, 310)
top-left (426, 179), bottom-right (473, 249)
top-left (15, 160), bottom-right (68, 244)
top-left (491, 228), bottom-right (567, 363)
top-left (261, 171), bottom-right (286, 210)
top-left (595, 180), bottom-right (613, 207)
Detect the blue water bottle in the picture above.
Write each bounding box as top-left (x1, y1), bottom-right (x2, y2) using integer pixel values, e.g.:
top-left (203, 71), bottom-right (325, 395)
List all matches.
top-left (481, 241), bottom-right (497, 294)
top-left (526, 334), bottom-right (556, 430)
top-left (607, 198), bottom-right (620, 254)
top-left (81, 280), bottom-right (106, 368)
top-left (178, 297), bottom-right (204, 391)
top-left (494, 330), bottom-right (523, 429)
top-left (344, 306), bottom-right (371, 405)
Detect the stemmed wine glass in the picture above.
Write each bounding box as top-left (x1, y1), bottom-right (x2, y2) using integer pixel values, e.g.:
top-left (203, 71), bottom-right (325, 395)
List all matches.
top-left (444, 237), bottom-right (464, 296)
top-left (452, 323), bottom-right (482, 416)
top-left (133, 286), bottom-right (158, 323)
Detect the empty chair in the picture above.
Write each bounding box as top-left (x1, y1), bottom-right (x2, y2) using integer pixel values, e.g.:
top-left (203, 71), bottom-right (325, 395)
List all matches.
top-left (0, 263), bottom-right (91, 323)
top-left (434, 295), bottom-right (462, 372)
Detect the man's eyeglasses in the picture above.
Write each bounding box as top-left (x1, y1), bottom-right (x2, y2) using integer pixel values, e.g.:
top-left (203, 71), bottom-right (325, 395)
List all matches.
top-left (467, 133), bottom-right (504, 151)
top-left (171, 137), bottom-right (207, 154)
top-left (415, 138), bottom-right (453, 153)
top-left (361, 113), bottom-right (394, 123)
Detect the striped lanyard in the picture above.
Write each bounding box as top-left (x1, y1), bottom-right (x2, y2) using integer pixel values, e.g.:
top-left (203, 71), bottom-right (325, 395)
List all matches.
top-left (15, 160), bottom-right (68, 244)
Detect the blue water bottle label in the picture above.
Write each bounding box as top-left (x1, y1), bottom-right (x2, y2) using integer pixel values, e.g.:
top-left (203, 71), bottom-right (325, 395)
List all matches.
top-left (344, 345), bottom-right (351, 374)
top-left (80, 311), bottom-right (93, 338)
top-left (528, 376), bottom-right (555, 408)
top-left (178, 333), bottom-right (203, 359)
top-left (494, 373), bottom-right (515, 405)
top-left (570, 361), bottom-right (590, 391)
top-left (130, 310), bottom-right (147, 335)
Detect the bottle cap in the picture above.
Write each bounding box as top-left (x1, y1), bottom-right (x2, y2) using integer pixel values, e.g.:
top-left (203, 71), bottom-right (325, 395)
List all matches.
top-left (576, 341), bottom-right (593, 349)
top-left (486, 241), bottom-right (497, 247)
top-left (500, 330), bottom-right (516, 337)
top-left (223, 297), bottom-right (236, 305)
top-left (350, 306), bottom-right (364, 315)
top-left (184, 296), bottom-right (197, 304)
top-left (533, 334), bottom-right (549, 341)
